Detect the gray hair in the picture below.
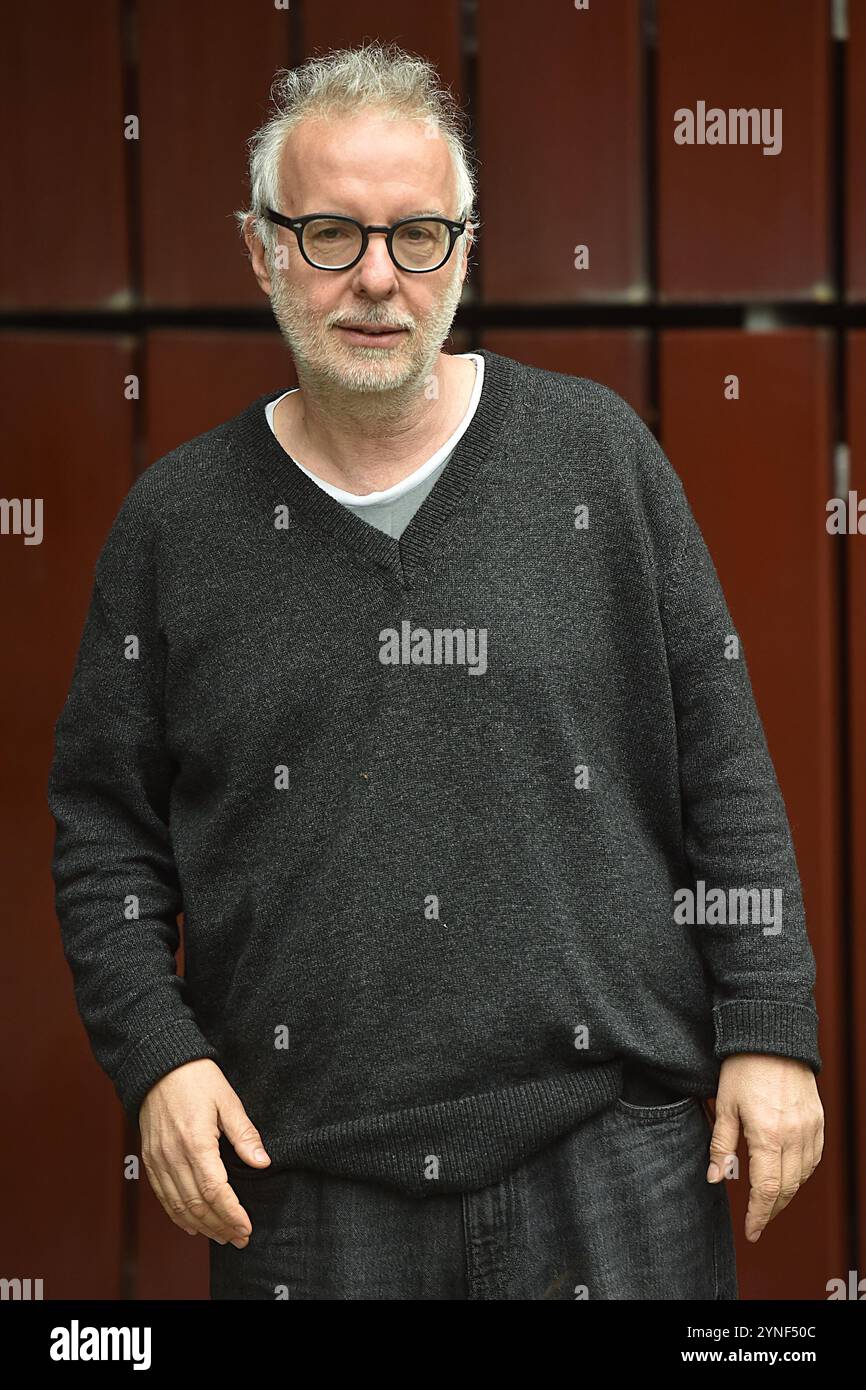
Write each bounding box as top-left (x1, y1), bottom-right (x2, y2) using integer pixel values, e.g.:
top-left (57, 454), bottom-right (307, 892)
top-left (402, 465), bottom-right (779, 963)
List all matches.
top-left (234, 40), bottom-right (478, 271)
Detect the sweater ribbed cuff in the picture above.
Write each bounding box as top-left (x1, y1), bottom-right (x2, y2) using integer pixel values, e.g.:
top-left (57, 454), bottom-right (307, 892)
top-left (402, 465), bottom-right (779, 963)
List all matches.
top-left (114, 1017), bottom-right (220, 1124)
top-left (713, 999), bottom-right (821, 1074)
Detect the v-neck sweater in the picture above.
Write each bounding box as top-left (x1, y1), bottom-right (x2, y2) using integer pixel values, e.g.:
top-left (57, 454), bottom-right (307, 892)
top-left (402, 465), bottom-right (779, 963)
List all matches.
top-left (47, 347), bottom-right (821, 1197)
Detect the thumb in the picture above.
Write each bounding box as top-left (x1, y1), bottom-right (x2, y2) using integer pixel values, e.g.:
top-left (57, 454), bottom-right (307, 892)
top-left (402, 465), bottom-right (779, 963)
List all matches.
top-left (707, 1106), bottom-right (739, 1183)
top-left (217, 1092), bottom-right (271, 1168)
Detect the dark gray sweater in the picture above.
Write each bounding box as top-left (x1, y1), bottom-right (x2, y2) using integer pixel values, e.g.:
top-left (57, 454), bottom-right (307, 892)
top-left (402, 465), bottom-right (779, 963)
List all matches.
top-left (47, 347), bottom-right (821, 1197)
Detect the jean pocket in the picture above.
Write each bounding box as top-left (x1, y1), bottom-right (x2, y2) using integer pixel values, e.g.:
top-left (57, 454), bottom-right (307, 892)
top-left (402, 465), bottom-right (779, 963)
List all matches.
top-left (614, 1094), bottom-right (698, 1121)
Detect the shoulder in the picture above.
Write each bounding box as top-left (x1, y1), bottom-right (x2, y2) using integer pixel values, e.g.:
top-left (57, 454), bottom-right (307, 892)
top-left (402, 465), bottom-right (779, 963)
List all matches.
top-left (90, 392), bottom-right (279, 587)
top-left (483, 346), bottom-right (646, 440)
top-left (482, 348), bottom-right (691, 581)
top-left (108, 390), bottom-right (281, 532)
top-left (484, 348), bottom-right (682, 494)
top-left (514, 353), bottom-right (652, 450)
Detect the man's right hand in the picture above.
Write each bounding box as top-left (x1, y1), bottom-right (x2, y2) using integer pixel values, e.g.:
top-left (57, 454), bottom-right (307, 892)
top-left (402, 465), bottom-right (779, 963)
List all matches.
top-left (139, 1058), bottom-right (272, 1249)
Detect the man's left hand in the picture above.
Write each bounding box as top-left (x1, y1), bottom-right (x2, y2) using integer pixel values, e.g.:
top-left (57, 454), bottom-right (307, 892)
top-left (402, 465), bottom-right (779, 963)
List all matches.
top-left (706, 1053), bottom-right (824, 1242)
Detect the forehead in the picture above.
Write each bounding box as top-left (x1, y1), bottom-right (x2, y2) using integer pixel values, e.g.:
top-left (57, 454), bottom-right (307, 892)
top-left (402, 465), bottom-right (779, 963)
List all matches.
top-left (278, 111), bottom-right (458, 213)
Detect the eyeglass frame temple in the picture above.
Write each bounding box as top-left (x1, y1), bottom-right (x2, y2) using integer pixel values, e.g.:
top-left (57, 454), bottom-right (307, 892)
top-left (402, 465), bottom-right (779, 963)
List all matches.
top-left (261, 207), bottom-right (469, 272)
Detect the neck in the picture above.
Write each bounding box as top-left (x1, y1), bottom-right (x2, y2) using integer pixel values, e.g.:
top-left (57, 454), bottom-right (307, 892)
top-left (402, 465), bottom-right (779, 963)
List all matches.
top-left (275, 350), bottom-right (473, 496)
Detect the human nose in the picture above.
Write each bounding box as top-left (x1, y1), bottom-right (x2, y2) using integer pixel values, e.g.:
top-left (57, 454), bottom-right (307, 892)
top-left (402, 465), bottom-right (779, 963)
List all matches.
top-left (351, 231), bottom-right (400, 293)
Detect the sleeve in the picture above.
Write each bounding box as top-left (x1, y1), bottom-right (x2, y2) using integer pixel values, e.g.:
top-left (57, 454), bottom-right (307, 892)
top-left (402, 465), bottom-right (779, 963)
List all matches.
top-left (653, 463), bottom-right (822, 1074)
top-left (46, 490), bottom-right (220, 1123)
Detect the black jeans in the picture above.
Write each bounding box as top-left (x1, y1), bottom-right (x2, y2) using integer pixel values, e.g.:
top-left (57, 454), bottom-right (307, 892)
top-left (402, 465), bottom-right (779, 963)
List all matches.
top-left (210, 1067), bottom-right (738, 1301)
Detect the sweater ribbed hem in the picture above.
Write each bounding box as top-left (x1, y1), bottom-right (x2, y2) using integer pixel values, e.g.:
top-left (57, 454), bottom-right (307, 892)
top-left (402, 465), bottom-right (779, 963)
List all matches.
top-left (115, 1017), bottom-right (220, 1123)
top-left (223, 1061), bottom-right (624, 1197)
top-left (713, 1000), bottom-right (821, 1073)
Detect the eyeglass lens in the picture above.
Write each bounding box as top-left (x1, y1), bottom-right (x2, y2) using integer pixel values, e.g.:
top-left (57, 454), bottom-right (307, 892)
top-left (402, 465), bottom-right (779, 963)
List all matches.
top-left (301, 218), bottom-right (450, 270)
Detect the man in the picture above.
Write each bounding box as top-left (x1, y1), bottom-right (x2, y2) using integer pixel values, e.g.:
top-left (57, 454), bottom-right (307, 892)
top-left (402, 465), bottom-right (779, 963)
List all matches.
top-left (48, 42), bottom-right (823, 1301)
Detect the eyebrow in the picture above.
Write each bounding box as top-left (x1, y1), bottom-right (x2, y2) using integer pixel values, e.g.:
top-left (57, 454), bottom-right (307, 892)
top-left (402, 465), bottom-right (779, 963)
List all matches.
top-left (304, 207), bottom-right (453, 223)
top-left (314, 209), bottom-right (447, 220)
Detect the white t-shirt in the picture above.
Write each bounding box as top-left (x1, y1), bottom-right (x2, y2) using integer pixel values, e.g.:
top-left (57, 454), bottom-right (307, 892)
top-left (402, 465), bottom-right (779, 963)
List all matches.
top-left (263, 352), bottom-right (485, 538)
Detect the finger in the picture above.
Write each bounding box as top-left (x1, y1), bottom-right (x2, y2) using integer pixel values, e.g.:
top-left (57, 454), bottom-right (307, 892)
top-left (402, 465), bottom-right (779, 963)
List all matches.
top-left (149, 1143), bottom-right (250, 1247)
top-left (142, 1153), bottom-right (198, 1238)
top-left (163, 1155), bottom-right (246, 1246)
top-left (153, 1162), bottom-right (210, 1239)
top-left (813, 1109), bottom-right (825, 1171)
top-left (707, 1107), bottom-right (740, 1183)
top-left (805, 1113), bottom-right (825, 1180)
top-left (147, 1148), bottom-right (231, 1242)
top-left (185, 1148), bottom-right (253, 1245)
top-left (744, 1140), bottom-right (782, 1242)
top-left (765, 1136), bottom-right (804, 1225)
top-left (801, 1127), bottom-right (817, 1184)
top-left (217, 1096), bottom-right (271, 1170)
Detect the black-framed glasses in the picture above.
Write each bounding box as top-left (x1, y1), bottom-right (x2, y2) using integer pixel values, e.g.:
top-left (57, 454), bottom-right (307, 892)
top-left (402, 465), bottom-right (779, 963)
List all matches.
top-left (263, 208), bottom-right (468, 273)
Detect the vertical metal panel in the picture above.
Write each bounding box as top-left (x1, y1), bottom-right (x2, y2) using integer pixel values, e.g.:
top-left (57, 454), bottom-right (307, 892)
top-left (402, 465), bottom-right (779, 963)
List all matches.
top-left (480, 328), bottom-right (651, 422)
top-left (141, 330), bottom-right (295, 464)
top-left (0, 334), bottom-right (136, 1296)
top-left (846, 331), bottom-right (866, 1276)
top-left (476, 0), bottom-right (645, 304)
top-left (0, 3), bottom-right (129, 308)
top-left (846, 1), bottom-right (866, 299)
top-left (660, 329), bottom-right (844, 1299)
top-left (138, 0), bottom-right (291, 306)
top-left (657, 0), bottom-right (832, 301)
